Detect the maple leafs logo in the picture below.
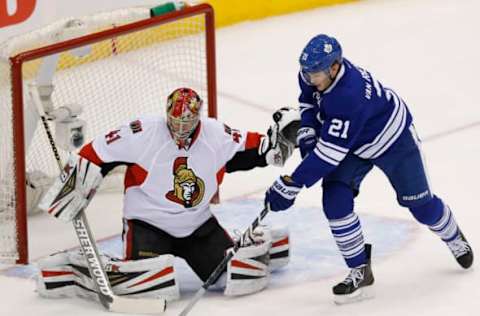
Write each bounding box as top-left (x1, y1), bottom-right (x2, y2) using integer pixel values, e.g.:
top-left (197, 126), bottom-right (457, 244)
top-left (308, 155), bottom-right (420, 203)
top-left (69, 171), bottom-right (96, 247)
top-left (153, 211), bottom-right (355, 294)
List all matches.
top-left (324, 43), bottom-right (333, 54)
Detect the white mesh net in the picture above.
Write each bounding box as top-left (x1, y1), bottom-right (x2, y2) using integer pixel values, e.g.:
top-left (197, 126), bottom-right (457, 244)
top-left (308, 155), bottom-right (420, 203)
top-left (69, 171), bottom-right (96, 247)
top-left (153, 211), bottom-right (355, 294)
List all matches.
top-left (0, 4), bottom-right (215, 263)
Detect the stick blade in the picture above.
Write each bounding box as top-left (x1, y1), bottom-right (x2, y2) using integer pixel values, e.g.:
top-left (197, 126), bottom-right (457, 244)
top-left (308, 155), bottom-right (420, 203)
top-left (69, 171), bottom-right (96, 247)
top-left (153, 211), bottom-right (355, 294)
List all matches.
top-left (109, 296), bottom-right (167, 314)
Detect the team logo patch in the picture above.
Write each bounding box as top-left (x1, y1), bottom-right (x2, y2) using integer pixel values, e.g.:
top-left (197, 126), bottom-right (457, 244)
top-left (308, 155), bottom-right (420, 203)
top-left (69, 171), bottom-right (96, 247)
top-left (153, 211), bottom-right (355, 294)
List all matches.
top-left (165, 157), bottom-right (205, 208)
top-left (324, 43), bottom-right (333, 53)
top-left (129, 120), bottom-right (143, 133)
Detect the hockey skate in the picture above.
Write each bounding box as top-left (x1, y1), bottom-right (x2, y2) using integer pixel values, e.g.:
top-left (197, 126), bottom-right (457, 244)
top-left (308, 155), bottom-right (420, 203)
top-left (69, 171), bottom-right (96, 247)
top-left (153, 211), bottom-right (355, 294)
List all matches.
top-left (447, 230), bottom-right (473, 269)
top-left (333, 244), bottom-right (375, 305)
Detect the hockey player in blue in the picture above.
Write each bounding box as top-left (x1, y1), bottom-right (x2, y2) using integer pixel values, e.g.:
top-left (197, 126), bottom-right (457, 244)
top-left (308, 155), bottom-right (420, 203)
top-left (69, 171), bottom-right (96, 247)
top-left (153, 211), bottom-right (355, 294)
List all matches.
top-left (264, 34), bottom-right (474, 304)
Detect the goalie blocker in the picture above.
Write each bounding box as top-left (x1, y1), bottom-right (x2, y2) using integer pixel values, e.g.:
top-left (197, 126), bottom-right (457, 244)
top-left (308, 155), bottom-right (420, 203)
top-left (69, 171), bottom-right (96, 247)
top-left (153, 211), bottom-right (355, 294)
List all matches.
top-left (38, 153), bottom-right (103, 222)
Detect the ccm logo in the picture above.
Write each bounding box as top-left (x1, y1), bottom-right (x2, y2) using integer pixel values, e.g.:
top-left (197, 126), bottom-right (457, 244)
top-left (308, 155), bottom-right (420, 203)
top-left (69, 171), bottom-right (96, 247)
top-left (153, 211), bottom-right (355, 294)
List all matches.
top-left (0, 0), bottom-right (36, 28)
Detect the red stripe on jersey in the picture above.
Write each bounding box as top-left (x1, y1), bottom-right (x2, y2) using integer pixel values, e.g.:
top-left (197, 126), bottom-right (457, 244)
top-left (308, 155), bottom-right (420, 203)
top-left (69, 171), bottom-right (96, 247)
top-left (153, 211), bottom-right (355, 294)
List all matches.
top-left (42, 270), bottom-right (74, 277)
top-left (245, 132), bottom-right (263, 150)
top-left (124, 164), bottom-right (148, 190)
top-left (79, 142), bottom-right (104, 166)
top-left (272, 237), bottom-right (289, 248)
top-left (128, 266), bottom-right (174, 288)
top-left (216, 166), bottom-right (226, 185)
top-left (231, 259), bottom-right (262, 271)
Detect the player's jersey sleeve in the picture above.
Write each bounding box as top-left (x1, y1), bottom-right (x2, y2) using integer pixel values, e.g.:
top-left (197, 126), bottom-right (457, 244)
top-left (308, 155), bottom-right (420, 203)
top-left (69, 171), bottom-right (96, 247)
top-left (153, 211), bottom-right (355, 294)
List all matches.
top-left (292, 92), bottom-right (369, 187)
top-left (298, 72), bottom-right (320, 129)
top-left (225, 132), bottom-right (266, 173)
top-left (79, 118), bottom-right (152, 169)
top-left (205, 119), bottom-right (263, 171)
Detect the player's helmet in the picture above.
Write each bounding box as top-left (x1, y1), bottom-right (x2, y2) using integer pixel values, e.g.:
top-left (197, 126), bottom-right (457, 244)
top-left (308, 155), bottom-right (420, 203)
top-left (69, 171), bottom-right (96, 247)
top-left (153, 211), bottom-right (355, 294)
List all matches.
top-left (166, 88), bottom-right (203, 143)
top-left (299, 34), bottom-right (343, 75)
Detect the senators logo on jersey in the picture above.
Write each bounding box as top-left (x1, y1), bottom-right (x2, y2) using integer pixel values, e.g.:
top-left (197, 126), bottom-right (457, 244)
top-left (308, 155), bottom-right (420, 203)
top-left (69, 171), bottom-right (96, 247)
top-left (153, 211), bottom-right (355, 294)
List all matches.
top-left (165, 157), bottom-right (205, 208)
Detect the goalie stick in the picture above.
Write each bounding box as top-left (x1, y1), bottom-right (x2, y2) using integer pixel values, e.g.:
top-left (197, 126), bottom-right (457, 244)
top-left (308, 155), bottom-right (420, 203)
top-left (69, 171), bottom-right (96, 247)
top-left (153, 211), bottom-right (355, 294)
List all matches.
top-left (178, 205), bottom-right (270, 316)
top-left (29, 83), bottom-right (167, 314)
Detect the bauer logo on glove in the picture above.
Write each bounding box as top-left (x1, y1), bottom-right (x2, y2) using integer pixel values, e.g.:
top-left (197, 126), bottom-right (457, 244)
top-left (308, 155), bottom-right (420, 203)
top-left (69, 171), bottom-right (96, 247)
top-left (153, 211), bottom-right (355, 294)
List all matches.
top-left (273, 176), bottom-right (301, 199)
top-left (265, 175), bottom-right (303, 212)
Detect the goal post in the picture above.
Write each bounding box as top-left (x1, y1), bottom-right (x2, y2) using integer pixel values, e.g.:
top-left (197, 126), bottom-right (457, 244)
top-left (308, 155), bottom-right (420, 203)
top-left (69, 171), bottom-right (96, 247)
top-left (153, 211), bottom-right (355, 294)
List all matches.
top-left (0, 2), bottom-right (217, 264)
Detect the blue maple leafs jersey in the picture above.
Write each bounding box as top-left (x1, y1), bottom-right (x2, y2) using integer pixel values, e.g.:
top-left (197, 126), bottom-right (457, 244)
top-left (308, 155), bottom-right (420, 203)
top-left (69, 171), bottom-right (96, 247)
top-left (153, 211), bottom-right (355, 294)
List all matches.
top-left (292, 58), bottom-right (413, 187)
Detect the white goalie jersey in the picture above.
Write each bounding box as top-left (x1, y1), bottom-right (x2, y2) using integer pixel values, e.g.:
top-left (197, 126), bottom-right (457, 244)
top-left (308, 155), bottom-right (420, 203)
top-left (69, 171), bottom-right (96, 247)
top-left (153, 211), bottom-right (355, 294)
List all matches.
top-left (79, 115), bottom-right (262, 238)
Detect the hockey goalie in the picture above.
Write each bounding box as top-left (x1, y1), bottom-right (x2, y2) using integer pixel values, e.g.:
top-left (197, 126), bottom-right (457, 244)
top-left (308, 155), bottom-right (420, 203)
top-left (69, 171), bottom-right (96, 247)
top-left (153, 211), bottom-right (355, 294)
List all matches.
top-left (37, 88), bottom-right (299, 302)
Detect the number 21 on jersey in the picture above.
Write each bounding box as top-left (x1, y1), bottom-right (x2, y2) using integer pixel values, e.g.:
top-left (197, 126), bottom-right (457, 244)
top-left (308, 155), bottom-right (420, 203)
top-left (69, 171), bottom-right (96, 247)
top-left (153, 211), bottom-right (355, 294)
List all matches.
top-left (328, 119), bottom-right (350, 139)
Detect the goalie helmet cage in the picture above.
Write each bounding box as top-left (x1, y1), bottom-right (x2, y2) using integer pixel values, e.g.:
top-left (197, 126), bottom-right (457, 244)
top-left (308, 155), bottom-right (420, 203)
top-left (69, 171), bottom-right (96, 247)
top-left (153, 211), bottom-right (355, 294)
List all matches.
top-left (0, 3), bottom-right (217, 264)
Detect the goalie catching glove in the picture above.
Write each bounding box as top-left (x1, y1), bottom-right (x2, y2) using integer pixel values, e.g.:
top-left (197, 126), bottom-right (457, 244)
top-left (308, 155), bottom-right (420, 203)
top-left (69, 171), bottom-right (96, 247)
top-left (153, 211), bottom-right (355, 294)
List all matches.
top-left (260, 107), bottom-right (300, 167)
top-left (38, 153), bottom-right (103, 222)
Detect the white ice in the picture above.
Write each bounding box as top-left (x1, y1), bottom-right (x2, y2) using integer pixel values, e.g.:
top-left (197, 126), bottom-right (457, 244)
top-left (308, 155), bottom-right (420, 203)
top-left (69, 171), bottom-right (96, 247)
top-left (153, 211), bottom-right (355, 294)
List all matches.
top-left (1, 0), bottom-right (480, 315)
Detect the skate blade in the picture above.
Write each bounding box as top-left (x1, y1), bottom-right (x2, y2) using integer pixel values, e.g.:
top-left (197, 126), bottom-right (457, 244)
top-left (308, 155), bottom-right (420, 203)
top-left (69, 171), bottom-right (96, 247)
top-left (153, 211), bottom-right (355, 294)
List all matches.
top-left (334, 285), bottom-right (375, 305)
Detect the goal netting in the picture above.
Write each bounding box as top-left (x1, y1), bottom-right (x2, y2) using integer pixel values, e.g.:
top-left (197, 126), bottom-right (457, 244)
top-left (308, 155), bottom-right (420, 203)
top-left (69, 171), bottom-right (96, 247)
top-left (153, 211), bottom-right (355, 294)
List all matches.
top-left (0, 2), bottom-right (216, 264)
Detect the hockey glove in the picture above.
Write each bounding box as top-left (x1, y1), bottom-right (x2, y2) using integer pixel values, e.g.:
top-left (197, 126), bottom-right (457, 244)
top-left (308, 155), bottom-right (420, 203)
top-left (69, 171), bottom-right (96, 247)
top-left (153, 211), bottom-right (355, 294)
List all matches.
top-left (296, 126), bottom-right (317, 158)
top-left (235, 225), bottom-right (271, 248)
top-left (38, 153), bottom-right (103, 222)
top-left (265, 175), bottom-right (302, 212)
top-left (260, 107), bottom-right (300, 167)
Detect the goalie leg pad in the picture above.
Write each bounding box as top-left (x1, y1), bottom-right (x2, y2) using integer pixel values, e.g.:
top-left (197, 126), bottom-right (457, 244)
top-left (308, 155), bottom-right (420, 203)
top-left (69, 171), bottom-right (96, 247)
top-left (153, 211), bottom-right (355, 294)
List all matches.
top-left (224, 241), bottom-right (270, 296)
top-left (36, 251), bottom-right (78, 299)
top-left (105, 256), bottom-right (179, 301)
top-left (36, 250), bottom-right (179, 301)
top-left (269, 225), bottom-right (290, 271)
top-left (234, 224), bottom-right (290, 272)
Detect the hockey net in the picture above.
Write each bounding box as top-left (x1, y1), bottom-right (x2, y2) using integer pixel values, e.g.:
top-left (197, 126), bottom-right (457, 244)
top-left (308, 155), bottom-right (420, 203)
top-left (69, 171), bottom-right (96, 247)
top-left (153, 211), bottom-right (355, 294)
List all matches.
top-left (0, 3), bottom-right (216, 264)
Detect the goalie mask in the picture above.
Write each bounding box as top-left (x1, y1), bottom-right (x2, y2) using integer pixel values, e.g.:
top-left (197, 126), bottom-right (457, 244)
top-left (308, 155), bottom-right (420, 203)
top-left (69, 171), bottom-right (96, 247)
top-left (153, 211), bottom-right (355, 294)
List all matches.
top-left (166, 88), bottom-right (203, 147)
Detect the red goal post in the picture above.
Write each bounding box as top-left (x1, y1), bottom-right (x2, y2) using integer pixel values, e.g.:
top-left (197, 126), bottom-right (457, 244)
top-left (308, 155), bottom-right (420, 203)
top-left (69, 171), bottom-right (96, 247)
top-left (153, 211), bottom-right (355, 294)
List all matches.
top-left (0, 3), bottom-right (217, 264)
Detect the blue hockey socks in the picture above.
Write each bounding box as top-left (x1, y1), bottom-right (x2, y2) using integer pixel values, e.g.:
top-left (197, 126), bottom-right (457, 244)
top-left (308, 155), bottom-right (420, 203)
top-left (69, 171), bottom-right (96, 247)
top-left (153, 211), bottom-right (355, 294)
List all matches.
top-left (409, 195), bottom-right (459, 242)
top-left (328, 213), bottom-right (367, 268)
top-left (428, 203), bottom-right (460, 242)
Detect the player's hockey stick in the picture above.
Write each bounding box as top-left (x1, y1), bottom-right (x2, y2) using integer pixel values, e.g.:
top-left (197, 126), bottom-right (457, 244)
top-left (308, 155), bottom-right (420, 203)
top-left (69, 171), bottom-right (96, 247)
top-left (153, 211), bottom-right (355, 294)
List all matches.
top-left (178, 204), bottom-right (271, 316)
top-left (29, 84), bottom-right (167, 313)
